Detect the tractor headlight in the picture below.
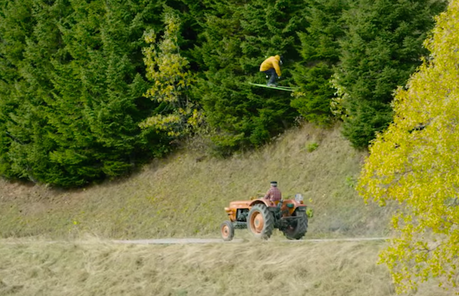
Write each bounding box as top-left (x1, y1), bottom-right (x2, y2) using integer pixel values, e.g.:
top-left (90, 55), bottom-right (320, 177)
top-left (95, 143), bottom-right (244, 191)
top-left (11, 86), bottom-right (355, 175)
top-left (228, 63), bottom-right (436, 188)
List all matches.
top-left (295, 194), bottom-right (303, 203)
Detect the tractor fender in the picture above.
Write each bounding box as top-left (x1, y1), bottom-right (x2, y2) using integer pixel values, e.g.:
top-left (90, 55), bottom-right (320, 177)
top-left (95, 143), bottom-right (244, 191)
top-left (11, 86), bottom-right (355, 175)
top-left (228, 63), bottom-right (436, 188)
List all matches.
top-left (249, 199), bottom-right (275, 208)
top-left (280, 199), bottom-right (307, 216)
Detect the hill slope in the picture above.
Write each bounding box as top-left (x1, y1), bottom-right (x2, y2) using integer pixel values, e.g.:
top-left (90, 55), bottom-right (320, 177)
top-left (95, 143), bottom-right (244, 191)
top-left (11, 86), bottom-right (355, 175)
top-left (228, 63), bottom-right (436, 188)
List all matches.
top-left (2, 124), bottom-right (451, 296)
top-left (0, 123), bottom-right (390, 239)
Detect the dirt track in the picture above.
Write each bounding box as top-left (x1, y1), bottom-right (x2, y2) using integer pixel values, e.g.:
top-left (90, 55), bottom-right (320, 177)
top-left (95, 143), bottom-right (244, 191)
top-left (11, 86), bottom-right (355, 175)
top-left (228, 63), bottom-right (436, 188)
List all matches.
top-left (0, 237), bottom-right (389, 246)
top-left (112, 237), bottom-right (389, 244)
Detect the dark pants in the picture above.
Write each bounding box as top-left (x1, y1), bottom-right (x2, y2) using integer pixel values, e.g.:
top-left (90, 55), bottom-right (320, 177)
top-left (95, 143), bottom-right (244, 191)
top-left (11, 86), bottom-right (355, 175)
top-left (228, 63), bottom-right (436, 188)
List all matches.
top-left (262, 68), bottom-right (278, 85)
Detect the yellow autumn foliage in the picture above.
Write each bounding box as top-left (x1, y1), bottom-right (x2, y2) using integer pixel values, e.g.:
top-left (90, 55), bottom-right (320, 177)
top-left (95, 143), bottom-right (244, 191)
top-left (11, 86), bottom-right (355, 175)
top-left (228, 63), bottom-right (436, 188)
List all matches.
top-left (140, 11), bottom-right (201, 135)
top-left (358, 0), bottom-right (459, 293)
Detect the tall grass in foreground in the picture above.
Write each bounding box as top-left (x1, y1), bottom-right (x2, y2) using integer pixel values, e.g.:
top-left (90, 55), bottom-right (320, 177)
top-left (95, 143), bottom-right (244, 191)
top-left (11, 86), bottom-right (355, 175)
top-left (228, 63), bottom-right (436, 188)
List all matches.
top-left (0, 238), bottom-right (447, 296)
top-left (0, 123), bottom-right (390, 239)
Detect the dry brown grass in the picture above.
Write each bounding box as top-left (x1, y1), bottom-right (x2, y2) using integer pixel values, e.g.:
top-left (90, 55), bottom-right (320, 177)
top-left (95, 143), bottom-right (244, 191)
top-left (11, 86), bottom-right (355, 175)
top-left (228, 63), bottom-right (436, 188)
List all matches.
top-left (0, 238), bottom-right (448, 296)
top-left (0, 123), bottom-right (390, 240)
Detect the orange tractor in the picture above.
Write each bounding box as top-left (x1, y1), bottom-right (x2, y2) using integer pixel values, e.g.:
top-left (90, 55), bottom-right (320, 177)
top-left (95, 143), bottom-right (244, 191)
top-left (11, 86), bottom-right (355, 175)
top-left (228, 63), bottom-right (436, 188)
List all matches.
top-left (220, 194), bottom-right (308, 241)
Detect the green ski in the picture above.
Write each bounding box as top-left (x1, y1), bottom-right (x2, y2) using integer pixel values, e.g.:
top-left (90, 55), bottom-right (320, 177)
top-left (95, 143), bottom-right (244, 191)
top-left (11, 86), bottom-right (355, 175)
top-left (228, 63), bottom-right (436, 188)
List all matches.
top-left (249, 83), bottom-right (296, 92)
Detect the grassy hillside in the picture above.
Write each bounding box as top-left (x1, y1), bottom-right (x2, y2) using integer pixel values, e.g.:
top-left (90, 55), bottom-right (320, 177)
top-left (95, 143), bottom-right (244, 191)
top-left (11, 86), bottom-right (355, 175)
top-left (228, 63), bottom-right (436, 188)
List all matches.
top-left (0, 238), bottom-right (448, 296)
top-left (0, 123), bottom-right (450, 296)
top-left (0, 123), bottom-right (390, 239)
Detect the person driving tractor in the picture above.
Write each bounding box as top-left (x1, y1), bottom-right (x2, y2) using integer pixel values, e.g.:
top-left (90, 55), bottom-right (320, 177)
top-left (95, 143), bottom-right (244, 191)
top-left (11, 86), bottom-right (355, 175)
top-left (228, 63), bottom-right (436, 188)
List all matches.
top-left (264, 181), bottom-right (282, 203)
top-left (259, 55), bottom-right (283, 87)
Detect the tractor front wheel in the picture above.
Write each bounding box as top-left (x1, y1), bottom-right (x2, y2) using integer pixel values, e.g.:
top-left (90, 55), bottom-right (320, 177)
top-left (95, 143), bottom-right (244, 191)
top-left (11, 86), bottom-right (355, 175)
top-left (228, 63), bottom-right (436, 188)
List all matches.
top-left (221, 221), bottom-right (235, 241)
top-left (248, 204), bottom-right (274, 239)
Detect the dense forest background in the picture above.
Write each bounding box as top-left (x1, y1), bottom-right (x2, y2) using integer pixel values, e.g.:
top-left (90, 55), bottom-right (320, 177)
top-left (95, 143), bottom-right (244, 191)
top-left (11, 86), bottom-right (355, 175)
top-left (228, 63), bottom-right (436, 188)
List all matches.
top-left (0, 0), bottom-right (447, 187)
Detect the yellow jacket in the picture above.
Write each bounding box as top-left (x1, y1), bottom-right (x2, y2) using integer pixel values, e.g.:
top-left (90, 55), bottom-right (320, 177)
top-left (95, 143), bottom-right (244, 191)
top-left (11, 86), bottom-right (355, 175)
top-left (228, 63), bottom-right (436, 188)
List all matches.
top-left (259, 55), bottom-right (281, 76)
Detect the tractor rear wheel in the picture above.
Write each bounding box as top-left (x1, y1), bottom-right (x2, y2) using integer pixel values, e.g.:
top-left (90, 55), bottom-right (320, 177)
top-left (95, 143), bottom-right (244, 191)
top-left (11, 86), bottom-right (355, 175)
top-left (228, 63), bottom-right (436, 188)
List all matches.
top-left (282, 210), bottom-right (308, 240)
top-left (221, 221), bottom-right (234, 241)
top-left (248, 204), bottom-right (274, 239)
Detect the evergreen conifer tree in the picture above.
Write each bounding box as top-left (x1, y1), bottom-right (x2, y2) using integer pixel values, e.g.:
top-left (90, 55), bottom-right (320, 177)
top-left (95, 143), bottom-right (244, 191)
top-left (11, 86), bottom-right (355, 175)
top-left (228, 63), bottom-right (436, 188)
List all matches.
top-left (0, 0), bottom-right (168, 186)
top-left (333, 0), bottom-right (446, 148)
top-left (0, 0), bottom-right (69, 183)
top-left (194, 0), bottom-right (306, 155)
top-left (291, 0), bottom-right (349, 126)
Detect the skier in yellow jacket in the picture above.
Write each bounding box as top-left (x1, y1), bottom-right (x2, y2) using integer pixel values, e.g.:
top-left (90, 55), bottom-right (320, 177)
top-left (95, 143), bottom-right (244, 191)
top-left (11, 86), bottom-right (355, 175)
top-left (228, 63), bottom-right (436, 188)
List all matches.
top-left (259, 55), bottom-right (282, 87)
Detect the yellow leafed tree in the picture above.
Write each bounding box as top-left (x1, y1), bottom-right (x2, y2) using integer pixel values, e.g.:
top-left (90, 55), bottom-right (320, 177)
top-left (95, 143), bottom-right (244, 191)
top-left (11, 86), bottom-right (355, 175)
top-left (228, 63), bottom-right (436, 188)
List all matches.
top-left (358, 1), bottom-right (459, 293)
top-left (140, 11), bottom-right (200, 137)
